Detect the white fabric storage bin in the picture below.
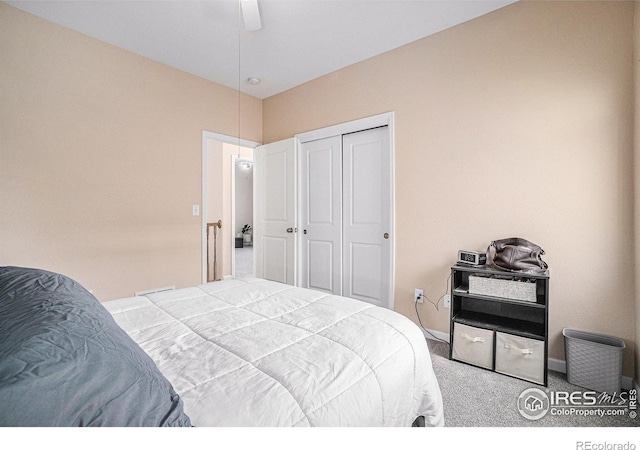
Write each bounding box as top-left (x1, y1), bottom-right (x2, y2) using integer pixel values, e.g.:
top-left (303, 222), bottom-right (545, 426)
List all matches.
top-left (452, 322), bottom-right (494, 370)
top-left (495, 332), bottom-right (545, 384)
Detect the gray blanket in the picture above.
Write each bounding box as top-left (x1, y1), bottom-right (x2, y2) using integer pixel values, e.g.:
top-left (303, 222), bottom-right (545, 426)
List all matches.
top-left (0, 266), bottom-right (191, 426)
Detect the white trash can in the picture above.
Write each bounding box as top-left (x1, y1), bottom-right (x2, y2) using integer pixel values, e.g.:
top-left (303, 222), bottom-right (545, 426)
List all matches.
top-left (563, 328), bottom-right (625, 394)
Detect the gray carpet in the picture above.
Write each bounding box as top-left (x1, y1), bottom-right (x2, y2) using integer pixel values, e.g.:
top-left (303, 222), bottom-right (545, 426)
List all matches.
top-left (426, 339), bottom-right (638, 427)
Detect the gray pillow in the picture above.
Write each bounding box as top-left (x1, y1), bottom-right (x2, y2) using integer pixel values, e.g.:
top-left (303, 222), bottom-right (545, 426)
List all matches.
top-left (0, 266), bottom-right (192, 427)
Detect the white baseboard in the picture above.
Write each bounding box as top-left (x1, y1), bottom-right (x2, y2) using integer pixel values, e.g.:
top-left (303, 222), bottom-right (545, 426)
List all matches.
top-left (548, 357), bottom-right (635, 390)
top-left (421, 328), bottom-right (449, 343)
top-left (424, 329), bottom-right (637, 390)
top-left (625, 376), bottom-right (637, 391)
top-left (548, 357), bottom-right (565, 374)
top-left (134, 285), bottom-right (175, 296)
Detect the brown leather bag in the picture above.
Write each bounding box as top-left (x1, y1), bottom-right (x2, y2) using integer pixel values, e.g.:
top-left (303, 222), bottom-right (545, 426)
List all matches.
top-left (487, 238), bottom-right (548, 274)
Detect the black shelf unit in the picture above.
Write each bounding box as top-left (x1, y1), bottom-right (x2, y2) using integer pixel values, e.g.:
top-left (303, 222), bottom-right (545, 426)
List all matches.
top-left (449, 264), bottom-right (549, 386)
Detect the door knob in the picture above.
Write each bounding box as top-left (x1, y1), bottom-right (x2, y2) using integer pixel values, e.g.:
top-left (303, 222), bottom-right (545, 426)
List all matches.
top-left (383, 233), bottom-right (389, 239)
top-left (287, 228), bottom-right (294, 233)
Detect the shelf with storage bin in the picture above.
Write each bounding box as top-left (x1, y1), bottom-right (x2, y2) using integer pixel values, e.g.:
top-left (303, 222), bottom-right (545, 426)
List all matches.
top-left (449, 264), bottom-right (549, 386)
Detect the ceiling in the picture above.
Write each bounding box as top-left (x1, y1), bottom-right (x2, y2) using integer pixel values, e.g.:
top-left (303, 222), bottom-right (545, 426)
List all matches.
top-left (6, 0), bottom-right (517, 99)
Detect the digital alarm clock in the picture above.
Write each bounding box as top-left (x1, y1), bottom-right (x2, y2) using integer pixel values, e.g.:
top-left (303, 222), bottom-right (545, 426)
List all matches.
top-left (457, 250), bottom-right (487, 266)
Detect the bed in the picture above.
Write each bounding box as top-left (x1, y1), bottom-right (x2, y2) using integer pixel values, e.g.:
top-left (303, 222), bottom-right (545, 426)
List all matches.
top-left (0, 266), bottom-right (444, 427)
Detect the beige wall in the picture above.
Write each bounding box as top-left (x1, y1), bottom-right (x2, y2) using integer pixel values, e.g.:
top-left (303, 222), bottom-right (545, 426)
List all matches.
top-left (0, 3), bottom-right (262, 300)
top-left (264, 1), bottom-right (636, 376)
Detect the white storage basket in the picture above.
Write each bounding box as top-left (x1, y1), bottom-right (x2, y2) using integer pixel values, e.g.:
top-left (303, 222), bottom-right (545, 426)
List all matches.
top-left (495, 332), bottom-right (545, 384)
top-left (451, 322), bottom-right (494, 370)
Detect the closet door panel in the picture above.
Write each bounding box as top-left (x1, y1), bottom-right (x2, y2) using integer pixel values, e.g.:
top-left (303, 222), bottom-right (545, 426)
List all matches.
top-left (299, 136), bottom-right (342, 295)
top-left (349, 242), bottom-right (383, 302)
top-left (308, 149), bottom-right (333, 223)
top-left (349, 140), bottom-right (383, 225)
top-left (307, 240), bottom-right (335, 293)
top-left (342, 127), bottom-right (391, 308)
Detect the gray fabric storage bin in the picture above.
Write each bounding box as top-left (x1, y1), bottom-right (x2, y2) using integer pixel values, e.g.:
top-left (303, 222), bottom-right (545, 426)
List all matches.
top-left (563, 328), bottom-right (625, 393)
top-left (468, 274), bottom-right (537, 302)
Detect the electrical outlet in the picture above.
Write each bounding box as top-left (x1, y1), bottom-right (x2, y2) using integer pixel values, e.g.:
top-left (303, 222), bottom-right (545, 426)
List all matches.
top-left (414, 288), bottom-right (424, 304)
top-left (444, 294), bottom-right (451, 308)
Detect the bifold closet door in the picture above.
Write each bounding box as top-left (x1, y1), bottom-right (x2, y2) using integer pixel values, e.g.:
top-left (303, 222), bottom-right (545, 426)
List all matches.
top-left (300, 126), bottom-right (391, 308)
top-left (299, 135), bottom-right (342, 294)
top-left (342, 127), bottom-right (391, 308)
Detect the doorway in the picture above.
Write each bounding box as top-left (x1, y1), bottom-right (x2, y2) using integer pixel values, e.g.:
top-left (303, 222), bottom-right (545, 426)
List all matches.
top-left (201, 131), bottom-right (259, 283)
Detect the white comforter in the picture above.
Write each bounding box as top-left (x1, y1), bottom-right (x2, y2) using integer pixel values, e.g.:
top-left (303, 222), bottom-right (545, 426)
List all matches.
top-left (104, 278), bottom-right (444, 427)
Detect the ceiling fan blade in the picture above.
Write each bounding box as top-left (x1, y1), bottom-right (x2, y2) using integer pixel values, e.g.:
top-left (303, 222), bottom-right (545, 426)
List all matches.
top-left (241, 0), bottom-right (262, 31)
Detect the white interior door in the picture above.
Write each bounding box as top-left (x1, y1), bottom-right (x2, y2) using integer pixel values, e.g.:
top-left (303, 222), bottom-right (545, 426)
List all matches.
top-left (253, 138), bottom-right (296, 285)
top-left (299, 136), bottom-right (342, 294)
top-left (342, 127), bottom-right (391, 308)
